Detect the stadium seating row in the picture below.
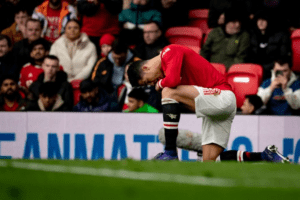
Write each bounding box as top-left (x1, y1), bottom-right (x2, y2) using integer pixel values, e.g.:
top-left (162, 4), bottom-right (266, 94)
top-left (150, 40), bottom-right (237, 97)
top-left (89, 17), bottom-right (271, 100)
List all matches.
top-left (167, 9), bottom-right (300, 74)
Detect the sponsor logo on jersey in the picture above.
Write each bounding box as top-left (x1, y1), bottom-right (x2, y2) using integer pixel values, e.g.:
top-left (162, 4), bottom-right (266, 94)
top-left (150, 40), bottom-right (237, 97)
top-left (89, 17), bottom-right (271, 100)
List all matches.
top-left (203, 88), bottom-right (221, 96)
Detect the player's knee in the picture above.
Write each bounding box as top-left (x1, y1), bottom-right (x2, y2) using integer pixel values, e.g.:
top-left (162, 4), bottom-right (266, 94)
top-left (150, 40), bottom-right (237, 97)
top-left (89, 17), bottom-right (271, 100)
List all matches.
top-left (162, 87), bottom-right (177, 99)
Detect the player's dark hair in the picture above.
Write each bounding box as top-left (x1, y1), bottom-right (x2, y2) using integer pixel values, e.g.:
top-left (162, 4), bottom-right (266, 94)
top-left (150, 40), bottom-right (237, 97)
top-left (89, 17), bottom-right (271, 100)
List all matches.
top-left (29, 38), bottom-right (50, 53)
top-left (245, 95), bottom-right (263, 113)
top-left (43, 55), bottom-right (59, 63)
top-left (39, 82), bottom-right (59, 97)
top-left (128, 88), bottom-right (148, 102)
top-left (274, 56), bottom-right (293, 69)
top-left (127, 60), bottom-right (146, 87)
top-left (0, 34), bottom-right (12, 47)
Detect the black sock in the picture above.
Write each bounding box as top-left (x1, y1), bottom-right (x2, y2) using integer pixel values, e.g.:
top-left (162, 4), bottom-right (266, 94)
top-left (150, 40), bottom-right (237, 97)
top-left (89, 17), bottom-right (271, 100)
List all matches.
top-left (220, 151), bottom-right (262, 162)
top-left (162, 98), bottom-right (180, 151)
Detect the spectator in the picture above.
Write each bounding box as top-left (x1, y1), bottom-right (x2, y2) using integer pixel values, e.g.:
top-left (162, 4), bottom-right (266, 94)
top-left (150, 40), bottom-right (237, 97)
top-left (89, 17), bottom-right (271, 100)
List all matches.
top-left (91, 39), bottom-right (140, 94)
top-left (240, 94), bottom-right (264, 115)
top-left (19, 38), bottom-right (50, 89)
top-left (77, 0), bottom-right (122, 55)
top-left (99, 33), bottom-right (115, 58)
top-left (208, 0), bottom-right (255, 29)
top-left (0, 35), bottom-right (19, 80)
top-left (151, 0), bottom-right (189, 30)
top-left (200, 9), bottom-right (250, 70)
top-left (248, 11), bottom-right (291, 81)
top-left (50, 19), bottom-right (97, 82)
top-left (257, 57), bottom-right (300, 115)
top-left (32, 0), bottom-right (77, 43)
top-left (29, 55), bottom-right (74, 110)
top-left (119, 0), bottom-right (162, 46)
top-left (1, 4), bottom-right (29, 45)
top-left (124, 88), bottom-right (159, 113)
top-left (26, 82), bottom-right (69, 111)
top-left (73, 79), bottom-right (111, 112)
top-left (12, 18), bottom-right (50, 73)
top-left (133, 21), bottom-right (169, 60)
top-left (0, 75), bottom-right (27, 111)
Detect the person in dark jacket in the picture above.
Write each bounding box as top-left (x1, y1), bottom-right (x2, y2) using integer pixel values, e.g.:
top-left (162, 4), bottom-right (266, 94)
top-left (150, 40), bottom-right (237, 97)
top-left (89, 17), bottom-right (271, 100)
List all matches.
top-left (133, 21), bottom-right (169, 60)
top-left (29, 55), bottom-right (74, 110)
top-left (26, 82), bottom-right (69, 111)
top-left (73, 79), bottom-right (111, 112)
top-left (91, 39), bottom-right (140, 94)
top-left (248, 11), bottom-right (292, 80)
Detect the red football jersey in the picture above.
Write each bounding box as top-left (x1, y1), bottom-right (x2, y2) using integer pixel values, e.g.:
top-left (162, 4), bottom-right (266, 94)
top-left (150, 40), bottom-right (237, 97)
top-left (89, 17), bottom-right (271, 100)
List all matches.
top-left (159, 44), bottom-right (232, 91)
top-left (19, 63), bottom-right (43, 88)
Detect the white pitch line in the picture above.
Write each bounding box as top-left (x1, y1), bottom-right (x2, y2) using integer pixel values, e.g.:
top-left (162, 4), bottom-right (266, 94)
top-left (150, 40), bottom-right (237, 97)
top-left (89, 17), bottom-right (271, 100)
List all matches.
top-left (0, 160), bottom-right (235, 187)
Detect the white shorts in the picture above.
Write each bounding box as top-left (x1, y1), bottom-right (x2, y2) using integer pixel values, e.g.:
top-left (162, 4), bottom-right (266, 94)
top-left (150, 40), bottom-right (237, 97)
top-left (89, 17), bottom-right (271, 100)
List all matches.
top-left (193, 86), bottom-right (236, 149)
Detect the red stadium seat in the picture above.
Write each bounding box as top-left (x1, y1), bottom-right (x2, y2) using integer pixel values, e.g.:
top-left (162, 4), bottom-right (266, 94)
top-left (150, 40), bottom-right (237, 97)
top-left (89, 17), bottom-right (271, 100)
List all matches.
top-left (211, 63), bottom-right (226, 75)
top-left (202, 28), bottom-right (212, 46)
top-left (188, 9), bottom-right (210, 35)
top-left (165, 26), bottom-right (202, 53)
top-left (70, 79), bottom-right (82, 106)
top-left (291, 29), bottom-right (300, 72)
top-left (226, 64), bottom-right (262, 108)
top-left (229, 63), bottom-right (263, 85)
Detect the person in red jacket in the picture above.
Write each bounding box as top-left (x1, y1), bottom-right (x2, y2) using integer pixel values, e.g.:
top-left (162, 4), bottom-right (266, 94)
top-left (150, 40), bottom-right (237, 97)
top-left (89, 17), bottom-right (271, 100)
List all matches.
top-left (127, 44), bottom-right (237, 161)
top-left (19, 38), bottom-right (50, 89)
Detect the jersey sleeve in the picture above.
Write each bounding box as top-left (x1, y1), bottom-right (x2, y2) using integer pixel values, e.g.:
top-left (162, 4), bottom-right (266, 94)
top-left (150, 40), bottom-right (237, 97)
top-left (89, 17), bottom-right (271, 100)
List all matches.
top-left (160, 46), bottom-right (184, 88)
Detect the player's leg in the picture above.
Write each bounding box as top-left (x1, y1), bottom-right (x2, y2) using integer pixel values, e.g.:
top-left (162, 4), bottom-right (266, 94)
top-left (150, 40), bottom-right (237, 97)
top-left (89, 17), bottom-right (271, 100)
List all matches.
top-left (202, 144), bottom-right (224, 161)
top-left (154, 86), bottom-right (200, 160)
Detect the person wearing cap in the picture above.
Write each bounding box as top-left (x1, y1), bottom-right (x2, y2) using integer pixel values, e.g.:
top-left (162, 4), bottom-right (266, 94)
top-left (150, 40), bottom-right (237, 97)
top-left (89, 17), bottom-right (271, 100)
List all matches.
top-left (123, 88), bottom-right (159, 113)
top-left (99, 33), bottom-right (115, 58)
top-left (73, 78), bottom-right (111, 112)
top-left (201, 8), bottom-right (250, 70)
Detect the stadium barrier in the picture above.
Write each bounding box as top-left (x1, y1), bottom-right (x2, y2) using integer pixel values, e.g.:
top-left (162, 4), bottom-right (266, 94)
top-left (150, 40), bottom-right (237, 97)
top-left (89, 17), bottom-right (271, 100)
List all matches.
top-left (0, 112), bottom-right (299, 163)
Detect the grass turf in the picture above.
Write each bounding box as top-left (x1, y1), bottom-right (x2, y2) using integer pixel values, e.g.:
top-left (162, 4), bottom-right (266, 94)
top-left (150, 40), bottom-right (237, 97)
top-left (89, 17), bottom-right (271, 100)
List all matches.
top-left (0, 159), bottom-right (299, 200)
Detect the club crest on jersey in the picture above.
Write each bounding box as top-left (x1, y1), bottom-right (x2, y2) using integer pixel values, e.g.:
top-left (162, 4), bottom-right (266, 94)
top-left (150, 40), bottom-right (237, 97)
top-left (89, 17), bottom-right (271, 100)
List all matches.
top-left (167, 113), bottom-right (177, 119)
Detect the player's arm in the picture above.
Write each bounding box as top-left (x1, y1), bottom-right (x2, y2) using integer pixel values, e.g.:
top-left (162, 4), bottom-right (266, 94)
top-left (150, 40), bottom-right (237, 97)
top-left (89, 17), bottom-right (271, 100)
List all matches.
top-left (158, 47), bottom-right (184, 89)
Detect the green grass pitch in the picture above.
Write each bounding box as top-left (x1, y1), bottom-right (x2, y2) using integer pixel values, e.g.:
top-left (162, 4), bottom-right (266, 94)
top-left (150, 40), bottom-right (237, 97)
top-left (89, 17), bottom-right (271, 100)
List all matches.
top-left (0, 159), bottom-right (299, 200)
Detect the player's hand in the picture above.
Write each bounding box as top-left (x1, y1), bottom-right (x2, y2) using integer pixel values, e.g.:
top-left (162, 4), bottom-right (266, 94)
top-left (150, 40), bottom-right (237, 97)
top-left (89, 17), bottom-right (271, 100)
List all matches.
top-left (155, 80), bottom-right (162, 92)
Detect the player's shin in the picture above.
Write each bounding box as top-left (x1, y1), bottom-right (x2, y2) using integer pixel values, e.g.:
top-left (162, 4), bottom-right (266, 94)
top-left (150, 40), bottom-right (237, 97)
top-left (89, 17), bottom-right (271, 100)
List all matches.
top-left (162, 98), bottom-right (180, 155)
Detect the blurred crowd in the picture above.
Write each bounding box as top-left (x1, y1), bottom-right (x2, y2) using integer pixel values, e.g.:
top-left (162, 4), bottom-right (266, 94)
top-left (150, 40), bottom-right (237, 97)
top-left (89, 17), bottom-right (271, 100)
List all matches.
top-left (0, 0), bottom-right (299, 115)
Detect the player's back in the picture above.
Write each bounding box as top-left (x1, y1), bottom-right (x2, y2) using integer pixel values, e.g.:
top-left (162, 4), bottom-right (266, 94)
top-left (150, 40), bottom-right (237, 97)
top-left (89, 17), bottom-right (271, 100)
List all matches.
top-left (164, 44), bottom-right (231, 91)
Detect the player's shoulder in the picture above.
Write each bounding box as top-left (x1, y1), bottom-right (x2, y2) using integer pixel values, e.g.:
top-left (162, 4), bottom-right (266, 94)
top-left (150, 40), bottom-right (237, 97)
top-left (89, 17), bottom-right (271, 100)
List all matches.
top-left (161, 44), bottom-right (185, 58)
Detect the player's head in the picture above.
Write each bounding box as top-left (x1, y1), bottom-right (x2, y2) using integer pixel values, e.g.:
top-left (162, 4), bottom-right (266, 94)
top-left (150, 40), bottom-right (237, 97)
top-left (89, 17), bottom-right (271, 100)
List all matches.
top-left (127, 88), bottom-right (148, 112)
top-left (127, 56), bottom-right (164, 87)
top-left (241, 95), bottom-right (263, 115)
